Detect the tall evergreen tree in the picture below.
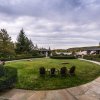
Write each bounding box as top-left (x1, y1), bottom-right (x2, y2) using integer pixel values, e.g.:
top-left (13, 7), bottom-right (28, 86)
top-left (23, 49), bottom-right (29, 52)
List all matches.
top-left (16, 29), bottom-right (34, 54)
top-left (0, 29), bottom-right (15, 57)
top-left (16, 29), bottom-right (27, 53)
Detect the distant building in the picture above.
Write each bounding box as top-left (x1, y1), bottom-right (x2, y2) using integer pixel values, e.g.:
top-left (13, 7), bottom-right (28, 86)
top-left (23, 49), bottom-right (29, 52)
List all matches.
top-left (75, 51), bottom-right (87, 55)
top-left (67, 43), bottom-right (100, 56)
top-left (55, 52), bottom-right (72, 55)
top-left (39, 48), bottom-right (51, 57)
top-left (86, 47), bottom-right (100, 55)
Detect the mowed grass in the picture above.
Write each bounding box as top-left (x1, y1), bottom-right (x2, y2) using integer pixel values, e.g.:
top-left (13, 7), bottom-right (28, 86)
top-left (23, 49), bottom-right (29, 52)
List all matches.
top-left (6, 58), bottom-right (100, 90)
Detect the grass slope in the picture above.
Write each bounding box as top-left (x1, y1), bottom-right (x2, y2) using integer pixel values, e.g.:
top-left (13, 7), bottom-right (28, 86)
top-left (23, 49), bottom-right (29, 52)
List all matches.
top-left (6, 58), bottom-right (100, 90)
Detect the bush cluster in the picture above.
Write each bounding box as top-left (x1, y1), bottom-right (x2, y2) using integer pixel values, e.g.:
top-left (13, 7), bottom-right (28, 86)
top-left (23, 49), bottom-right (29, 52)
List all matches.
top-left (0, 65), bottom-right (17, 91)
top-left (50, 55), bottom-right (77, 59)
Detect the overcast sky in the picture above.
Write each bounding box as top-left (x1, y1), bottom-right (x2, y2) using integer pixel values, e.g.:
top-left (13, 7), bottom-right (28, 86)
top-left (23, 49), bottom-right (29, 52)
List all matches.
top-left (0, 0), bottom-right (100, 49)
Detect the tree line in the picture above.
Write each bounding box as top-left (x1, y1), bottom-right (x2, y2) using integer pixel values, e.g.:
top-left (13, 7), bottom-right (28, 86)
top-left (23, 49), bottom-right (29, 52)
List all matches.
top-left (0, 29), bottom-right (40, 60)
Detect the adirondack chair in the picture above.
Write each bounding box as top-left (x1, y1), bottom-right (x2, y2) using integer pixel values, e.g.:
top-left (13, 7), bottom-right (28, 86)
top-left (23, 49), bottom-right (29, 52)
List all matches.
top-left (39, 67), bottom-right (46, 76)
top-left (60, 67), bottom-right (67, 76)
top-left (69, 66), bottom-right (76, 76)
top-left (50, 68), bottom-right (56, 76)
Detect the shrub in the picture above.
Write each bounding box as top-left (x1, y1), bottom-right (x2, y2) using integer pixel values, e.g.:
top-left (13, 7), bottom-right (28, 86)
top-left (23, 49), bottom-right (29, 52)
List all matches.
top-left (60, 67), bottom-right (67, 76)
top-left (0, 65), bottom-right (5, 77)
top-left (0, 66), bottom-right (17, 91)
top-left (2, 61), bottom-right (5, 65)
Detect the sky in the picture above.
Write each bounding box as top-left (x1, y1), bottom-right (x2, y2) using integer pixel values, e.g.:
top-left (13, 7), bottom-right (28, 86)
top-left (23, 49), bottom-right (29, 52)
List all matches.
top-left (0, 0), bottom-right (100, 49)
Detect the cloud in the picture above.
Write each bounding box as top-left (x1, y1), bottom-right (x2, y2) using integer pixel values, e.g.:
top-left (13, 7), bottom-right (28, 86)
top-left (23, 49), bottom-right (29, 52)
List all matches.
top-left (0, 0), bottom-right (100, 49)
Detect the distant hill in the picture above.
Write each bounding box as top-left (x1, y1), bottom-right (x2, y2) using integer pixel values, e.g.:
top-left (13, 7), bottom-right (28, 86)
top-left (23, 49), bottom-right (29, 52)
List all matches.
top-left (52, 46), bottom-right (100, 53)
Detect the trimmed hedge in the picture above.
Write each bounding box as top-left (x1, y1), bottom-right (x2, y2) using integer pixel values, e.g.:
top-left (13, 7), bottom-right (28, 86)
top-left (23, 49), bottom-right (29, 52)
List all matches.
top-left (50, 55), bottom-right (77, 59)
top-left (83, 55), bottom-right (100, 62)
top-left (0, 55), bottom-right (45, 61)
top-left (0, 66), bottom-right (17, 91)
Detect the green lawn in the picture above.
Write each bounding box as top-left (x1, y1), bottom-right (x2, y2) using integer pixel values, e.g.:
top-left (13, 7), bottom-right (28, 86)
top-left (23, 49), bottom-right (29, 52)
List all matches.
top-left (6, 58), bottom-right (100, 90)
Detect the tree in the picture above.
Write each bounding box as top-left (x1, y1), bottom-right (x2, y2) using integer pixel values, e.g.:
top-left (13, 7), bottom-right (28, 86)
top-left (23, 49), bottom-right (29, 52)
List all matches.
top-left (28, 39), bottom-right (34, 52)
top-left (25, 38), bottom-right (34, 53)
top-left (16, 29), bottom-right (27, 53)
top-left (0, 29), bottom-right (15, 58)
top-left (16, 29), bottom-right (34, 54)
